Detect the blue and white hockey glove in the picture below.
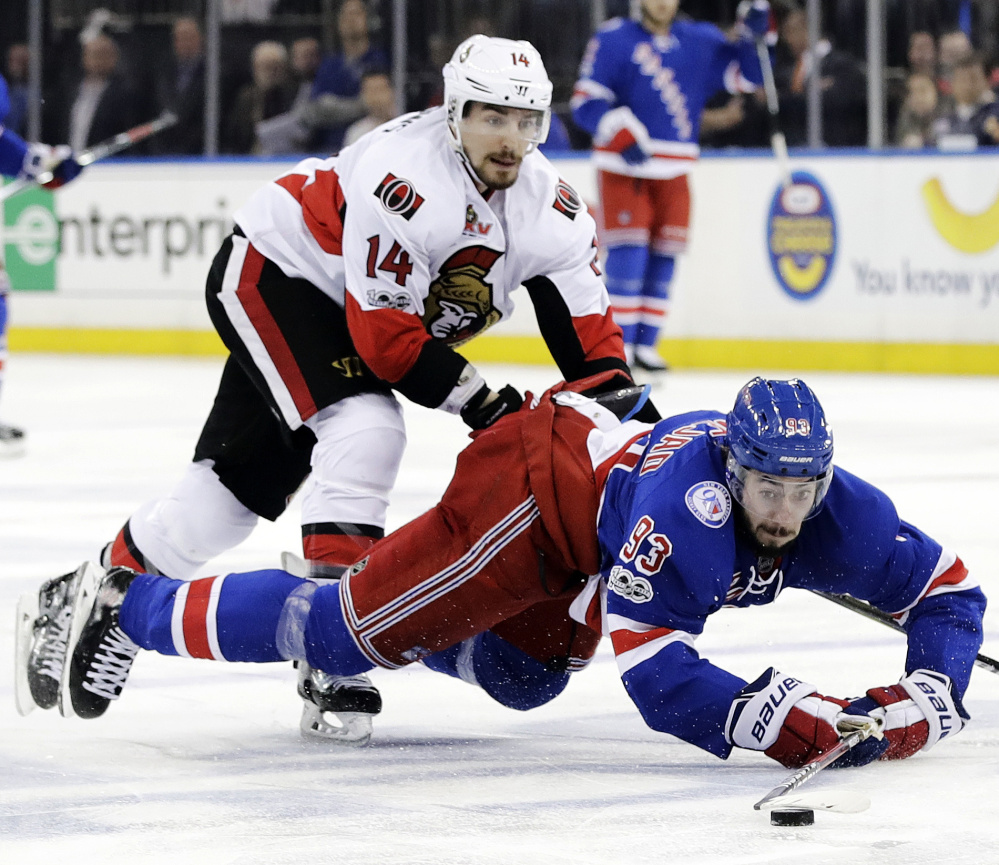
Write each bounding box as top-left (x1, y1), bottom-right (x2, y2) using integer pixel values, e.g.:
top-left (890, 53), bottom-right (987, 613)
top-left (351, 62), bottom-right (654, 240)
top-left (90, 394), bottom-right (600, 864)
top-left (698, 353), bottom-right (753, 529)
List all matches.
top-left (595, 107), bottom-right (650, 167)
top-left (22, 143), bottom-right (83, 189)
top-left (726, 668), bottom-right (888, 769)
top-left (846, 669), bottom-right (968, 761)
top-left (737, 0), bottom-right (775, 42)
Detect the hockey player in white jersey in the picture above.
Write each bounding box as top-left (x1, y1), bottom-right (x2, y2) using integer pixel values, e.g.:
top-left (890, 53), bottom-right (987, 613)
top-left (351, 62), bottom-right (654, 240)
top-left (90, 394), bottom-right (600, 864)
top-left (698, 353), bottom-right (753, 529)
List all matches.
top-left (92, 35), bottom-right (646, 742)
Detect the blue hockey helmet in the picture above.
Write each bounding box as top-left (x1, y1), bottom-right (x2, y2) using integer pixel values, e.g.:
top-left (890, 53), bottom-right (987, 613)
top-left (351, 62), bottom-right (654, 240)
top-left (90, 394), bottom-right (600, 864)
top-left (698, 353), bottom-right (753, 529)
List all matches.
top-left (725, 377), bottom-right (834, 519)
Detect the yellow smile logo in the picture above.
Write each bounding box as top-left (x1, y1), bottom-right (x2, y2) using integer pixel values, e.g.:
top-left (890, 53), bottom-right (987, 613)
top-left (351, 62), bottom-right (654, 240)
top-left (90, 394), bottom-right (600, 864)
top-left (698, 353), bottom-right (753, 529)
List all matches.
top-left (921, 177), bottom-right (999, 254)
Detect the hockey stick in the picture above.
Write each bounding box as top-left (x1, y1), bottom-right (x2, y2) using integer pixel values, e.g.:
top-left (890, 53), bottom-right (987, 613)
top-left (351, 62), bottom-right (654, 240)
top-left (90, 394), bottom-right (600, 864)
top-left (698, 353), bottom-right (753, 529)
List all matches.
top-left (754, 37), bottom-right (792, 190)
top-left (815, 591), bottom-right (999, 676)
top-left (0, 111), bottom-right (178, 203)
top-left (753, 724), bottom-right (875, 812)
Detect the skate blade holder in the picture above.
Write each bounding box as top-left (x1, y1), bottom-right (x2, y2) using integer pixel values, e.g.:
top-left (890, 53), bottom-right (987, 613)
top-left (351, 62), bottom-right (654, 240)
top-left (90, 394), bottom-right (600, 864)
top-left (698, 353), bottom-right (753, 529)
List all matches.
top-left (300, 702), bottom-right (373, 746)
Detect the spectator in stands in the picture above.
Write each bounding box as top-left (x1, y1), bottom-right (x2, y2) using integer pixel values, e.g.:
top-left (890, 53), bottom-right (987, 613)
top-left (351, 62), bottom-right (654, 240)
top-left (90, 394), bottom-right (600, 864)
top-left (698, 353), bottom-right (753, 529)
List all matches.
top-left (4, 44), bottom-right (29, 137)
top-left (908, 30), bottom-right (938, 79)
top-left (933, 52), bottom-right (999, 148)
top-left (225, 40), bottom-right (298, 154)
top-left (894, 72), bottom-right (941, 148)
top-left (152, 16), bottom-right (206, 155)
top-left (301, 0), bottom-right (388, 152)
top-left (290, 36), bottom-right (322, 109)
top-left (342, 69), bottom-right (397, 147)
top-left (938, 28), bottom-right (973, 96)
top-left (699, 90), bottom-right (770, 149)
top-left (62, 33), bottom-right (139, 152)
top-left (773, 5), bottom-right (867, 146)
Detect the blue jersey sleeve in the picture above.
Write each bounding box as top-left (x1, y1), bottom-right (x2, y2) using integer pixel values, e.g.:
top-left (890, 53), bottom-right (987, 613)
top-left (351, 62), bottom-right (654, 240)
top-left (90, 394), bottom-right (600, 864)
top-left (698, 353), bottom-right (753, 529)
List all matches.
top-left (571, 21), bottom-right (626, 136)
top-left (0, 74), bottom-right (31, 179)
top-left (787, 468), bottom-right (987, 697)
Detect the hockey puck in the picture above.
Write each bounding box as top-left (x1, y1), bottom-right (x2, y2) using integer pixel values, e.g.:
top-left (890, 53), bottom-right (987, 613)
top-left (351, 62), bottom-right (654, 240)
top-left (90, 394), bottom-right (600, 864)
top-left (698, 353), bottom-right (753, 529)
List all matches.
top-left (770, 808), bottom-right (815, 826)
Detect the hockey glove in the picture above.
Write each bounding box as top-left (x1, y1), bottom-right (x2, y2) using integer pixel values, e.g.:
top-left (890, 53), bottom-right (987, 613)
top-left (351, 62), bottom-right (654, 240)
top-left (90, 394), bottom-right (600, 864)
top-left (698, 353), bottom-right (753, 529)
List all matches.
top-left (595, 107), bottom-right (650, 166)
top-left (726, 667), bottom-right (887, 769)
top-left (21, 143), bottom-right (84, 189)
top-left (846, 669), bottom-right (968, 761)
top-left (460, 384), bottom-right (523, 430)
top-left (737, 0), bottom-right (774, 41)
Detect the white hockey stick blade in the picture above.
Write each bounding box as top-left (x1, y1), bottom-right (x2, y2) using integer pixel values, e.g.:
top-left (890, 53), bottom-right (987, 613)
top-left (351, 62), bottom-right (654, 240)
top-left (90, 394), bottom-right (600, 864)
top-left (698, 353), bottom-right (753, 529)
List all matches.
top-left (300, 703), bottom-right (373, 746)
top-left (14, 591), bottom-right (40, 716)
top-left (756, 790), bottom-right (871, 814)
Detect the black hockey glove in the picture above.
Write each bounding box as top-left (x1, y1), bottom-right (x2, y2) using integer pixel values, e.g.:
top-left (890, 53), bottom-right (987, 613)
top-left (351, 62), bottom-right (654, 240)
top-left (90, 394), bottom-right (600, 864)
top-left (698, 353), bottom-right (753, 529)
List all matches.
top-left (460, 384), bottom-right (523, 430)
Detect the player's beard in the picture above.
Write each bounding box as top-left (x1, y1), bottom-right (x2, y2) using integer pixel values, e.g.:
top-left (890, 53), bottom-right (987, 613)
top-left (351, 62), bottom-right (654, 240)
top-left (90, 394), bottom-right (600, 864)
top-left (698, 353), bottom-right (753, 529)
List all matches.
top-left (737, 507), bottom-right (800, 556)
top-left (471, 148), bottom-right (523, 190)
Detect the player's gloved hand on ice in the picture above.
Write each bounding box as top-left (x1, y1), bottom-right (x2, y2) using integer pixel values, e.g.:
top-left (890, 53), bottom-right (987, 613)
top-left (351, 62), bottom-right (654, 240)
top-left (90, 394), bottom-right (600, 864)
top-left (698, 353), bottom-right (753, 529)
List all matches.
top-left (21, 143), bottom-right (84, 189)
top-left (725, 667), bottom-right (888, 769)
top-left (737, 0), bottom-right (774, 41)
top-left (460, 383), bottom-right (524, 430)
top-left (845, 669), bottom-right (968, 761)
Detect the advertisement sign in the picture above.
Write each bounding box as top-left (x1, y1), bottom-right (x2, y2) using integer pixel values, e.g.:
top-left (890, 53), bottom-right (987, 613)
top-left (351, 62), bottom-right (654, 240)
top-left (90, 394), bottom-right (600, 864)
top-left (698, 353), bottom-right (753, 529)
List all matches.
top-left (5, 152), bottom-right (998, 370)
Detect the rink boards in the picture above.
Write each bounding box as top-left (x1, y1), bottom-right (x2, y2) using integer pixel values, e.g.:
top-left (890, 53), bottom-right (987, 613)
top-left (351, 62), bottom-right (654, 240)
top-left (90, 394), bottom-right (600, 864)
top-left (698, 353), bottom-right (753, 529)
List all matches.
top-left (3, 149), bottom-right (998, 374)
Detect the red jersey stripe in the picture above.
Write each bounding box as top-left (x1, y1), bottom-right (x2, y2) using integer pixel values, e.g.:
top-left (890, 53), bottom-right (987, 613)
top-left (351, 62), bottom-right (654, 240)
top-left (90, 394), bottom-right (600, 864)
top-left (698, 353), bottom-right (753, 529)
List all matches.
top-left (925, 557), bottom-right (970, 596)
top-left (182, 577), bottom-right (218, 660)
top-left (235, 244), bottom-right (318, 419)
top-left (275, 169), bottom-right (345, 256)
top-left (611, 625), bottom-right (676, 656)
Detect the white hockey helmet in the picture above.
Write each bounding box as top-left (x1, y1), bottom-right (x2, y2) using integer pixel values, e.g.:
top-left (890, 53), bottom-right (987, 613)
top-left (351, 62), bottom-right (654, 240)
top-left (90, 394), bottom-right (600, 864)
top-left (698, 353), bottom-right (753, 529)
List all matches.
top-left (442, 34), bottom-right (553, 151)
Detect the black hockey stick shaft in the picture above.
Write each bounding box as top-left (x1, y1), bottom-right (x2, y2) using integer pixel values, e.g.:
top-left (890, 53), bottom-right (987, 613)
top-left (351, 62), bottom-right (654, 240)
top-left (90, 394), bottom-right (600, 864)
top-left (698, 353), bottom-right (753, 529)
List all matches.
top-left (0, 111), bottom-right (178, 202)
top-left (816, 591), bottom-right (999, 675)
top-left (754, 37), bottom-right (792, 190)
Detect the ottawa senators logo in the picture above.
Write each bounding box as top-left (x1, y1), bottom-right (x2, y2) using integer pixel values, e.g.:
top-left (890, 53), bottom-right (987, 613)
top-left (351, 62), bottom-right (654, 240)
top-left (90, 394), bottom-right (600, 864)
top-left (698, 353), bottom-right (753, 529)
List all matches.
top-left (553, 179), bottom-right (584, 220)
top-left (373, 173), bottom-right (424, 220)
top-left (423, 246), bottom-right (502, 345)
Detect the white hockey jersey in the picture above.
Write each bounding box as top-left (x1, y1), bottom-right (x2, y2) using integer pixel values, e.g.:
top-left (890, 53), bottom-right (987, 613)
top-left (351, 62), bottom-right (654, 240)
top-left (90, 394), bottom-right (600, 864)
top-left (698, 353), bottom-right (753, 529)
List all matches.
top-left (233, 108), bottom-right (627, 411)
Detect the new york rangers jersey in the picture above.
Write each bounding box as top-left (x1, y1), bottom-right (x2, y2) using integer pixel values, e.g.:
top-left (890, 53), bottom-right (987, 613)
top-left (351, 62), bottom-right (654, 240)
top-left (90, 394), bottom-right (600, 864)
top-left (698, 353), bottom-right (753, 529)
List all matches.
top-left (572, 17), bottom-right (764, 178)
top-left (571, 409), bottom-right (986, 758)
top-left (234, 107), bottom-right (624, 414)
top-left (0, 75), bottom-right (30, 177)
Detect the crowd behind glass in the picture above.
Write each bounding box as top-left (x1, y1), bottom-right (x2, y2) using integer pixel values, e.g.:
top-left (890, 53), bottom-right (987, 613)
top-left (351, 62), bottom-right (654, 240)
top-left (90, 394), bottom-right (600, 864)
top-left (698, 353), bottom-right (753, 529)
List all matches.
top-left (2, 0), bottom-right (998, 155)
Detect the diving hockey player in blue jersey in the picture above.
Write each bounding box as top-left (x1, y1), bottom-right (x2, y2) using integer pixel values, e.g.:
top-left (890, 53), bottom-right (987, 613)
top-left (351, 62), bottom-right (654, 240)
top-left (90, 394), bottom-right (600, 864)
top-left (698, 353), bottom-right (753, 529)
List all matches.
top-left (572, 0), bottom-right (772, 372)
top-left (0, 73), bottom-right (83, 456)
top-left (21, 375), bottom-right (986, 767)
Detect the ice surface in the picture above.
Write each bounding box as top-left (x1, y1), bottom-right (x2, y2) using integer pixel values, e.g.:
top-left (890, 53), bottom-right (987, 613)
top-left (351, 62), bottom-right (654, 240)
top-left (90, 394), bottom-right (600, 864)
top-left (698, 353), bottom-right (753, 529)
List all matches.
top-left (1, 355), bottom-right (997, 864)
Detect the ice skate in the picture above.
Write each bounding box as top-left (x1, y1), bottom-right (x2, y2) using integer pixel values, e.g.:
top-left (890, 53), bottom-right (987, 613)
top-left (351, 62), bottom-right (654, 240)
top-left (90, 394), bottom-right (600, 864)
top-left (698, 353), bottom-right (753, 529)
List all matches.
top-left (14, 566), bottom-right (89, 714)
top-left (0, 421), bottom-right (25, 458)
top-left (632, 345), bottom-right (669, 374)
top-left (59, 563), bottom-right (140, 719)
top-left (297, 661), bottom-right (381, 746)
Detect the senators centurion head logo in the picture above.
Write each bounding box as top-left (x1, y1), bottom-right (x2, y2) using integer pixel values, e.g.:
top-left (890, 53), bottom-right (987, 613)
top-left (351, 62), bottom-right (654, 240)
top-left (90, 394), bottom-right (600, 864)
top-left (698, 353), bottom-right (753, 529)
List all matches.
top-left (423, 246), bottom-right (502, 345)
top-left (374, 173), bottom-right (425, 220)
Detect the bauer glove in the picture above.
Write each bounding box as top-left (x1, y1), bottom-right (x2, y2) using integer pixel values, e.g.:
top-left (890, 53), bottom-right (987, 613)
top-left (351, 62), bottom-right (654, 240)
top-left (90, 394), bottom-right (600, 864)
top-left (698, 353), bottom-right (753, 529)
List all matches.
top-left (845, 669), bottom-right (968, 761)
top-left (725, 667), bottom-right (888, 769)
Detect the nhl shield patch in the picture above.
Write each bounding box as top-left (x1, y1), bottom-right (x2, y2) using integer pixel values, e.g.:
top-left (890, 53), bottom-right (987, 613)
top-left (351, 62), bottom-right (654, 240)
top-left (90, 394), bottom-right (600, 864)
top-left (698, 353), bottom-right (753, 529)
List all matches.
top-left (685, 481), bottom-right (731, 528)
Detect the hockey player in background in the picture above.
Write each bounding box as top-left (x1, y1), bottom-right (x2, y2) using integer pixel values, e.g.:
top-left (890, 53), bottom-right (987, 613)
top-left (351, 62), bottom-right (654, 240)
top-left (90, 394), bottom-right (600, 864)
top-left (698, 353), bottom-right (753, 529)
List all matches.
top-left (21, 375), bottom-right (986, 768)
top-left (92, 36), bottom-right (646, 741)
top-left (572, 0), bottom-right (773, 373)
top-left (0, 73), bottom-right (83, 457)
